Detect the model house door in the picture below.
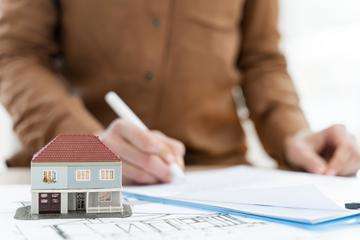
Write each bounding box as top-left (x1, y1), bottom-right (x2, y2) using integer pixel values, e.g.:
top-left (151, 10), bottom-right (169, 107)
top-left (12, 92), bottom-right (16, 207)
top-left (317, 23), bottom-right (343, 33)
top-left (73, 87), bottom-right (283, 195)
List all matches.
top-left (76, 192), bottom-right (86, 211)
top-left (39, 193), bottom-right (61, 214)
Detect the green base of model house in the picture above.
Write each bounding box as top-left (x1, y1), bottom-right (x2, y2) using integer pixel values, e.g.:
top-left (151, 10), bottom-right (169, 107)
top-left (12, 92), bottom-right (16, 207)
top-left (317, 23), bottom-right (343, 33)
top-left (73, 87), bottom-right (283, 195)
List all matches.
top-left (14, 204), bottom-right (132, 220)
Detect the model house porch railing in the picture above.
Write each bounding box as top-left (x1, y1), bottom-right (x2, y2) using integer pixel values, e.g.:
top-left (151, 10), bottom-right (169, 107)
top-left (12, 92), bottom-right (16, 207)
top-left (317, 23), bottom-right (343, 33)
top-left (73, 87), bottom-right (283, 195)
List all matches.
top-left (87, 206), bottom-right (123, 213)
top-left (86, 191), bottom-right (123, 213)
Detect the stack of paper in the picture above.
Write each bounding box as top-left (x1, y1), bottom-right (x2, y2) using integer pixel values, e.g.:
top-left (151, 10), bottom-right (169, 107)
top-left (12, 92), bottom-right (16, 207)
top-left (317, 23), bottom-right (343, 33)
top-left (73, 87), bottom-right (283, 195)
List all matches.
top-left (124, 166), bottom-right (360, 225)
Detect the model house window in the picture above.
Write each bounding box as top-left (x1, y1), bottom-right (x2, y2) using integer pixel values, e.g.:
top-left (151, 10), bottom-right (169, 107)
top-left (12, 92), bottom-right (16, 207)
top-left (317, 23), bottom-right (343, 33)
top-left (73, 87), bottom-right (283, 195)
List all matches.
top-left (99, 169), bottom-right (115, 180)
top-left (76, 169), bottom-right (91, 181)
top-left (42, 170), bottom-right (57, 183)
top-left (99, 192), bottom-right (112, 202)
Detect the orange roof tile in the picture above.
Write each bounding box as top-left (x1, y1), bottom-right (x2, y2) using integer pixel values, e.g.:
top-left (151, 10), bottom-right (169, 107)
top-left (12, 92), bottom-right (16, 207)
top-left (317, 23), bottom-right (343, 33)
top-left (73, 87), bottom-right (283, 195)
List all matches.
top-left (32, 135), bottom-right (120, 163)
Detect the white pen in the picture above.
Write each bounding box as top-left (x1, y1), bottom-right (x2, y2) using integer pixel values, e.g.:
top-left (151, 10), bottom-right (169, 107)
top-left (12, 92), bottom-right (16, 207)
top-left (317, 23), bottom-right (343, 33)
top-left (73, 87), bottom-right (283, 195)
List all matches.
top-left (105, 91), bottom-right (185, 182)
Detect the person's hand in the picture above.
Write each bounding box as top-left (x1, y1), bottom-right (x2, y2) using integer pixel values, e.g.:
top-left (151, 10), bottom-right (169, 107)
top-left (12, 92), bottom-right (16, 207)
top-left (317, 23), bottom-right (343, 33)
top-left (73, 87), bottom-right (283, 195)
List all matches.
top-left (285, 124), bottom-right (360, 176)
top-left (99, 119), bottom-right (185, 185)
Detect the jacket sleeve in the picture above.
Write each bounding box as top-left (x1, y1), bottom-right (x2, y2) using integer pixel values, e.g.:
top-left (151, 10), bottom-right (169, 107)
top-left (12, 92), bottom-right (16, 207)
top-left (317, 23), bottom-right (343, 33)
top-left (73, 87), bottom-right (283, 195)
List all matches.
top-left (238, 0), bottom-right (309, 167)
top-left (0, 0), bottom-right (103, 160)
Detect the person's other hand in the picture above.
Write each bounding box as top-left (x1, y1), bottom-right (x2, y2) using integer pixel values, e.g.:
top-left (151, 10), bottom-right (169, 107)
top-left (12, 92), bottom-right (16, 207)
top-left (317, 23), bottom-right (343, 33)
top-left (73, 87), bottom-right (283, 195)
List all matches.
top-left (285, 124), bottom-right (360, 176)
top-left (99, 119), bottom-right (185, 185)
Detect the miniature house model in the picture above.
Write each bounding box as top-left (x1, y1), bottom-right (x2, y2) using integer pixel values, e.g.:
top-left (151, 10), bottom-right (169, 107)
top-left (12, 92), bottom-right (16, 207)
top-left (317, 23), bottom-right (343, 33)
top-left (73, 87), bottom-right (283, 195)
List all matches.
top-left (31, 135), bottom-right (123, 215)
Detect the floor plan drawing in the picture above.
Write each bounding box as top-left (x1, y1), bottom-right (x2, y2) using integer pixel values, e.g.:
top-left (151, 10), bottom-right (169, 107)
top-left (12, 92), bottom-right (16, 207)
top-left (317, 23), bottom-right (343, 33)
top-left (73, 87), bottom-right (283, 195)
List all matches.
top-left (18, 212), bottom-right (267, 239)
top-left (8, 200), bottom-right (274, 240)
top-left (0, 191), bottom-right (311, 240)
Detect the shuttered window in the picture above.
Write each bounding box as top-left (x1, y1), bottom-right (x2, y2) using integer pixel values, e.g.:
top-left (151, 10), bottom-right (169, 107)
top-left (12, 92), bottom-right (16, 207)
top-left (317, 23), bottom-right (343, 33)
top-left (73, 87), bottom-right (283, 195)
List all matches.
top-left (42, 170), bottom-right (57, 183)
top-left (76, 169), bottom-right (91, 181)
top-left (99, 169), bottom-right (115, 180)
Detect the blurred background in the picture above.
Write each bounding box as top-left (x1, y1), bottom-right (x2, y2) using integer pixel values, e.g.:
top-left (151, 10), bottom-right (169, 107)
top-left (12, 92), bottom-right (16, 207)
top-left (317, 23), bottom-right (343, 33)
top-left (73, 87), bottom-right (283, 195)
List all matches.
top-left (1, 0), bottom-right (360, 168)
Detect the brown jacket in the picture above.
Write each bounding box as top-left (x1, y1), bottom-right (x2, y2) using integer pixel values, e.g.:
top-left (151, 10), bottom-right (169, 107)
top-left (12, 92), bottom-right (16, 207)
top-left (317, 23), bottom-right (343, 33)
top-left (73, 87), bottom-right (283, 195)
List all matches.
top-left (0, 0), bottom-right (308, 167)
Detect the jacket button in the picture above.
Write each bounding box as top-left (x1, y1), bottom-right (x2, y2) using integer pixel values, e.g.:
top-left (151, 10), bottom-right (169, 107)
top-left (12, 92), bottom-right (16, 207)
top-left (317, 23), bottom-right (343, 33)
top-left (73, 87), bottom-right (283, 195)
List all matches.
top-left (145, 71), bottom-right (155, 81)
top-left (152, 18), bottom-right (161, 28)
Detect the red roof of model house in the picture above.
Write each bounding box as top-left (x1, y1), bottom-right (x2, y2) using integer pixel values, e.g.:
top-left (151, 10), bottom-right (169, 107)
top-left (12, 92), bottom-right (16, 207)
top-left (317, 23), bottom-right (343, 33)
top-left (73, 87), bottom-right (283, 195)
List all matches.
top-left (32, 135), bottom-right (120, 163)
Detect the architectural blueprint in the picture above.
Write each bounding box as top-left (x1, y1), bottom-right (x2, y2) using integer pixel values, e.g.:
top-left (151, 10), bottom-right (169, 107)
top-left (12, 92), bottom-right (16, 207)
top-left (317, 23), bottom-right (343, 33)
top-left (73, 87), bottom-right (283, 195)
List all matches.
top-left (0, 185), bottom-right (307, 240)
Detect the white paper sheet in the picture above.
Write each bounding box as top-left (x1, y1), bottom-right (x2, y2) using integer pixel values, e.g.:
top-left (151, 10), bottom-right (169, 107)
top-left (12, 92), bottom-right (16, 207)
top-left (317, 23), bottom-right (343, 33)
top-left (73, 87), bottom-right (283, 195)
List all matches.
top-left (125, 166), bottom-right (360, 224)
top-left (181, 185), bottom-right (342, 210)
